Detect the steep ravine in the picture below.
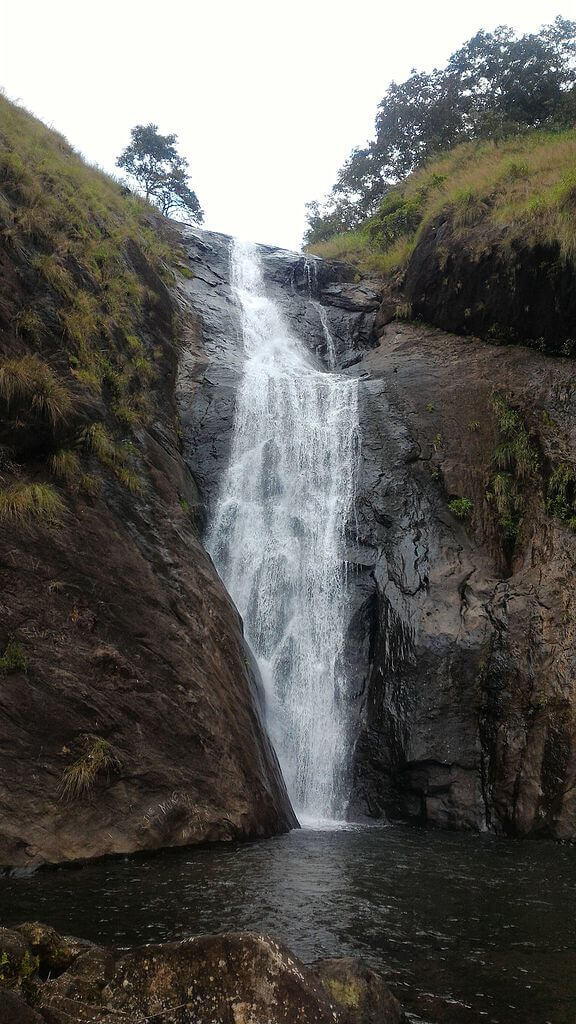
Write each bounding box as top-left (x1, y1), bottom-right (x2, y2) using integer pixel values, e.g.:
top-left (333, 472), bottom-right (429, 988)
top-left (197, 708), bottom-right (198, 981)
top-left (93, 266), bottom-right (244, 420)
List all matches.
top-left (180, 227), bottom-right (576, 840)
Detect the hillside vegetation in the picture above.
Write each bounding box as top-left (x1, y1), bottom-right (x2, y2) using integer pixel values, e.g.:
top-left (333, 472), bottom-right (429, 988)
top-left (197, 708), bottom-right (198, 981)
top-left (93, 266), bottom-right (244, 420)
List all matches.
top-left (306, 128), bottom-right (576, 277)
top-left (0, 93), bottom-right (186, 519)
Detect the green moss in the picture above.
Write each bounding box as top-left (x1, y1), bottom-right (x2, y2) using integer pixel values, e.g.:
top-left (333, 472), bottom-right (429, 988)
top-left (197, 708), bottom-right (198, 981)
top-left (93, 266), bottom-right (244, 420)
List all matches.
top-left (0, 93), bottom-right (184, 502)
top-left (0, 355), bottom-right (74, 426)
top-left (323, 977), bottom-right (362, 1009)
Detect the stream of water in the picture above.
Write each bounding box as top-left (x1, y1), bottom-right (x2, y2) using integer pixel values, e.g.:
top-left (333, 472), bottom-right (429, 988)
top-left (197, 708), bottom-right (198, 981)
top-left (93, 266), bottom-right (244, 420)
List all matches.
top-left (207, 239), bottom-right (359, 821)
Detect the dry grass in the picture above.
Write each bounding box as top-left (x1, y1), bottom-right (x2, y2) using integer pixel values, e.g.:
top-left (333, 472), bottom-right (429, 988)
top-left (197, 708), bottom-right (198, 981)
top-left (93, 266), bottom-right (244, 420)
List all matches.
top-left (306, 129), bottom-right (576, 273)
top-left (59, 735), bottom-right (120, 800)
top-left (0, 355), bottom-right (74, 425)
top-left (0, 482), bottom-right (66, 525)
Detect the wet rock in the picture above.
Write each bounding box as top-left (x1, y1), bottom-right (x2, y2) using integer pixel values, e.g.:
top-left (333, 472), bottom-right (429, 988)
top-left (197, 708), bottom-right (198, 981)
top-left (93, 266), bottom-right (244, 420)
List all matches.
top-left (349, 321), bottom-right (576, 837)
top-left (32, 928), bottom-right (405, 1024)
top-left (313, 958), bottom-right (405, 1023)
top-left (320, 281), bottom-right (382, 312)
top-left (178, 226), bottom-right (576, 839)
top-left (0, 990), bottom-right (44, 1024)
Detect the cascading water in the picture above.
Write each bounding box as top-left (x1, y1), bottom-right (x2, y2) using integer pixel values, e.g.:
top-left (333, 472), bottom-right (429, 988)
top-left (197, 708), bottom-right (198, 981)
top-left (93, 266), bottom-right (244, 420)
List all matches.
top-left (207, 239), bottom-right (359, 822)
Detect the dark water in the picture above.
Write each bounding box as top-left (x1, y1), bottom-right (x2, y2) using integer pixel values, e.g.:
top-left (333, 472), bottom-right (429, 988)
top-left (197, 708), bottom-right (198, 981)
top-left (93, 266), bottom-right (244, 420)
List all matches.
top-left (1, 825), bottom-right (574, 1023)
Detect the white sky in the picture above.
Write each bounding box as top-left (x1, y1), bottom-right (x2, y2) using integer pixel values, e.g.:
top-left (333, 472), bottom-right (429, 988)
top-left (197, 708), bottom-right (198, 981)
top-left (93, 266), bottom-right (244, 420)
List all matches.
top-left (2, 1), bottom-right (574, 250)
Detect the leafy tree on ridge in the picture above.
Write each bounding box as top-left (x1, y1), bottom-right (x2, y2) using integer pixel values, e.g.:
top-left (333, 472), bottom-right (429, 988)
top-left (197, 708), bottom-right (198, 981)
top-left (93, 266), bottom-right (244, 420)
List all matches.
top-left (305, 16), bottom-right (576, 243)
top-left (117, 124), bottom-right (204, 222)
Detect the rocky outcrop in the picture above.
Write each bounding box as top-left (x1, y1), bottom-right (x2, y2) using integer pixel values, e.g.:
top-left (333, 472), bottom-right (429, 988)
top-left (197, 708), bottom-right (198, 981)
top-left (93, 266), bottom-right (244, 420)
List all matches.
top-left (403, 214), bottom-right (576, 355)
top-left (0, 228), bottom-right (296, 870)
top-left (180, 226), bottom-right (576, 839)
top-left (0, 921), bottom-right (405, 1024)
top-left (350, 319), bottom-right (576, 837)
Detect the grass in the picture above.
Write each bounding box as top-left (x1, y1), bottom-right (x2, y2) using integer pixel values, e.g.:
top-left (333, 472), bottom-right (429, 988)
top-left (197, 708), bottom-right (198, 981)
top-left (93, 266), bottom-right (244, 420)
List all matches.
top-left (49, 449), bottom-right (100, 495)
top-left (546, 463), bottom-right (576, 529)
top-left (83, 422), bottom-right (143, 493)
top-left (0, 355), bottom-right (74, 425)
top-left (0, 93), bottom-right (183, 503)
top-left (306, 129), bottom-right (576, 275)
top-left (487, 394), bottom-right (539, 544)
top-left (0, 482), bottom-right (66, 525)
top-left (59, 735), bottom-right (120, 801)
top-left (0, 639), bottom-right (28, 673)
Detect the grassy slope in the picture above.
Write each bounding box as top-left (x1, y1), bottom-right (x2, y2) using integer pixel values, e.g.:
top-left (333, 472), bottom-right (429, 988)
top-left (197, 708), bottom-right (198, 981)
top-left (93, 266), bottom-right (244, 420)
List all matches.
top-left (0, 94), bottom-right (187, 520)
top-left (306, 129), bottom-right (576, 276)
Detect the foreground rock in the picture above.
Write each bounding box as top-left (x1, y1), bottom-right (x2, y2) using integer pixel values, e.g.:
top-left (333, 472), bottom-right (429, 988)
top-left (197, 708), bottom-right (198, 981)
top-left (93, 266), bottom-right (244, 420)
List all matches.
top-left (0, 922), bottom-right (405, 1023)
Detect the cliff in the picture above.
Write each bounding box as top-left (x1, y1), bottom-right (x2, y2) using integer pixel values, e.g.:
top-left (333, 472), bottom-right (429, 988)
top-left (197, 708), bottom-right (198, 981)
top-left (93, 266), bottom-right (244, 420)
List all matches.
top-left (0, 97), bottom-right (295, 868)
top-left (182, 225), bottom-right (576, 840)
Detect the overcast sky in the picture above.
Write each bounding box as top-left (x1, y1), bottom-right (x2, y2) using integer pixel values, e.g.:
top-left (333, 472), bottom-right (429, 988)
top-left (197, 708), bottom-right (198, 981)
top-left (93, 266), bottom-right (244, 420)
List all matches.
top-left (2, 1), bottom-right (573, 250)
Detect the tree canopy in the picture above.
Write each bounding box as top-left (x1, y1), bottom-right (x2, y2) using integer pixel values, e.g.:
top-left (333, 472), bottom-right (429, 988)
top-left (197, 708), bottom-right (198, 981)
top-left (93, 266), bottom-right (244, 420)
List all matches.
top-left (305, 17), bottom-right (576, 244)
top-left (117, 124), bottom-right (204, 222)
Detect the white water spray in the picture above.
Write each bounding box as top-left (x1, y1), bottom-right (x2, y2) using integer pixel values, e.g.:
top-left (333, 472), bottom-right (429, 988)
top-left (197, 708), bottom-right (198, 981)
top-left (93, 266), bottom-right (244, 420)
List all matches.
top-left (207, 239), bottom-right (360, 821)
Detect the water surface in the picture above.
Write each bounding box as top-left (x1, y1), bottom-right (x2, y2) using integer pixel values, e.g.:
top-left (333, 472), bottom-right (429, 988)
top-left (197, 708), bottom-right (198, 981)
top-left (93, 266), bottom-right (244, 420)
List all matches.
top-left (1, 825), bottom-right (574, 1023)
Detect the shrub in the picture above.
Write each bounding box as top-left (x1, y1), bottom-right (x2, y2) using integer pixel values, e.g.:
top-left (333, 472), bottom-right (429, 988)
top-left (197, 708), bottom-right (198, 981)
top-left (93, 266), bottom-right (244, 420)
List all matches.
top-left (0, 640), bottom-right (28, 673)
top-left (0, 482), bottom-right (66, 525)
top-left (0, 355), bottom-right (74, 425)
top-left (448, 496), bottom-right (473, 520)
top-left (59, 735), bottom-right (120, 800)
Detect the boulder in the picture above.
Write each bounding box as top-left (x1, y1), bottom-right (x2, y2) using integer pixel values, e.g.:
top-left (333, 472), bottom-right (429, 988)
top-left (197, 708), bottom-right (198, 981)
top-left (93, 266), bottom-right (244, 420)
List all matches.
top-left (5, 922), bottom-right (405, 1024)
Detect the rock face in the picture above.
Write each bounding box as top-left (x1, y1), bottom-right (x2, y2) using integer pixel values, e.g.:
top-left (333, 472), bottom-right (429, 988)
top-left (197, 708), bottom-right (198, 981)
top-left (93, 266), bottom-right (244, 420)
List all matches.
top-left (0, 921), bottom-right (405, 1024)
top-left (403, 214), bottom-right (576, 355)
top-left (350, 321), bottom-right (576, 836)
top-left (0, 233), bottom-right (296, 869)
top-left (180, 226), bottom-right (576, 839)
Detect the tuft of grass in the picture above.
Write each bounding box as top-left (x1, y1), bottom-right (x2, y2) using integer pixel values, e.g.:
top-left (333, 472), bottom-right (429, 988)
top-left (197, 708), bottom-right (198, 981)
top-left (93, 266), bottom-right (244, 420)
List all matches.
top-left (491, 394), bottom-right (539, 480)
top-left (59, 735), bottom-right (120, 801)
top-left (83, 422), bottom-right (143, 493)
top-left (0, 355), bottom-right (74, 425)
top-left (50, 448), bottom-right (82, 484)
top-left (0, 482), bottom-right (66, 525)
top-left (448, 496), bottom-right (473, 520)
top-left (0, 639), bottom-right (28, 673)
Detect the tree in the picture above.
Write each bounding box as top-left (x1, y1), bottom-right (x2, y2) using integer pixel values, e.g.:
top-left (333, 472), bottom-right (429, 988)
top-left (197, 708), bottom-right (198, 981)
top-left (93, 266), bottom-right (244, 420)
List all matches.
top-left (116, 124), bottom-right (204, 222)
top-left (305, 16), bottom-right (576, 244)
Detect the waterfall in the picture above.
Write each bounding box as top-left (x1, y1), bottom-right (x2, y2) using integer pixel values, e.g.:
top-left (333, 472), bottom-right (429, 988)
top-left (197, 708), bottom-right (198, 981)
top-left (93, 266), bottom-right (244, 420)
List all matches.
top-left (207, 239), bottom-right (360, 822)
